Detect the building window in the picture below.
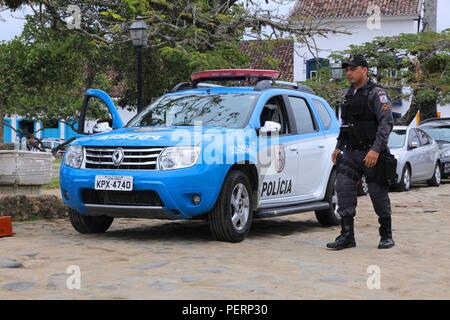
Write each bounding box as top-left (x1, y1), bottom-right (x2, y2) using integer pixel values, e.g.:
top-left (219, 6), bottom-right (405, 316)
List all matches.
top-left (306, 58), bottom-right (329, 80)
top-left (43, 118), bottom-right (59, 129)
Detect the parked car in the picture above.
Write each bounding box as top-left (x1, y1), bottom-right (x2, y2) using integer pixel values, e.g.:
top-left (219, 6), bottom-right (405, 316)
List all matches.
top-left (60, 69), bottom-right (342, 242)
top-left (388, 126), bottom-right (441, 191)
top-left (42, 138), bottom-right (63, 152)
top-left (42, 138), bottom-right (67, 156)
top-left (419, 118), bottom-right (450, 179)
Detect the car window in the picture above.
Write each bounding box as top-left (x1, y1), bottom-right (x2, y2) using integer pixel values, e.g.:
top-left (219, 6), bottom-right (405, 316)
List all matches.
top-left (388, 130), bottom-right (406, 149)
top-left (312, 99), bottom-right (332, 129)
top-left (259, 96), bottom-right (291, 135)
top-left (288, 96), bottom-right (316, 134)
top-left (416, 129), bottom-right (431, 145)
top-left (421, 126), bottom-right (450, 144)
top-left (408, 129), bottom-right (420, 147)
top-left (82, 97), bottom-right (113, 134)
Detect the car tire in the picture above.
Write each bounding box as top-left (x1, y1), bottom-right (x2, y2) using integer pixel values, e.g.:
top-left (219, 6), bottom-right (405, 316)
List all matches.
top-left (357, 174), bottom-right (369, 196)
top-left (315, 170), bottom-right (340, 226)
top-left (208, 170), bottom-right (253, 243)
top-left (396, 165), bottom-right (411, 192)
top-left (427, 162), bottom-right (441, 187)
top-left (68, 208), bottom-right (114, 234)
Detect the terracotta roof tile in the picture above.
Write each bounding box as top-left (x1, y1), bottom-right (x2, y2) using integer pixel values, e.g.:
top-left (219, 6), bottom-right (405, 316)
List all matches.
top-left (291, 0), bottom-right (421, 19)
top-left (239, 40), bottom-right (294, 82)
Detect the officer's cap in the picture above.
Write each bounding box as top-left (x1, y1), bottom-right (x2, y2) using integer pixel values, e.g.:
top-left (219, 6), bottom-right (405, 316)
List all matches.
top-left (341, 55), bottom-right (369, 69)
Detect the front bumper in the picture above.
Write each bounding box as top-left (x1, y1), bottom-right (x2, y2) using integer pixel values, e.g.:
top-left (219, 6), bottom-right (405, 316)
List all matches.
top-left (441, 159), bottom-right (450, 177)
top-left (60, 163), bottom-right (227, 219)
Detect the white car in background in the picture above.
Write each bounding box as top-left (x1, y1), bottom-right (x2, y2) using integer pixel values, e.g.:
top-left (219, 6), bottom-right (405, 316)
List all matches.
top-left (388, 126), bottom-right (441, 191)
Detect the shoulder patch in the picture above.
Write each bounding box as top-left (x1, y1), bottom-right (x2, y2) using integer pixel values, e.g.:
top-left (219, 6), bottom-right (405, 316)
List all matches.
top-left (381, 104), bottom-right (391, 111)
top-left (378, 91), bottom-right (389, 104)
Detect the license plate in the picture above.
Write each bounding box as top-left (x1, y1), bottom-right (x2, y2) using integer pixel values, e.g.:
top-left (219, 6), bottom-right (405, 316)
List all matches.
top-left (95, 175), bottom-right (133, 191)
top-left (444, 163), bottom-right (450, 173)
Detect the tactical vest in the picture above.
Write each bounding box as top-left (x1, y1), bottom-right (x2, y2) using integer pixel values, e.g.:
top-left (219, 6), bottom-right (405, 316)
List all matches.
top-left (341, 83), bottom-right (379, 149)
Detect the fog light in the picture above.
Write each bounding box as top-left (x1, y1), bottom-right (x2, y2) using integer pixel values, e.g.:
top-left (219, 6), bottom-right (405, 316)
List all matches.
top-left (192, 195), bottom-right (201, 205)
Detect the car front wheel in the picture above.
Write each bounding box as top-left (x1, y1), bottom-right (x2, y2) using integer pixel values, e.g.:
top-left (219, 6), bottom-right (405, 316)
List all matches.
top-left (427, 163), bottom-right (441, 187)
top-left (208, 170), bottom-right (253, 243)
top-left (397, 165), bottom-right (411, 192)
top-left (68, 208), bottom-right (114, 234)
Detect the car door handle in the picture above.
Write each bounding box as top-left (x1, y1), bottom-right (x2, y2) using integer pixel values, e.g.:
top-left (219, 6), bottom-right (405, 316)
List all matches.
top-left (288, 146), bottom-right (298, 151)
top-left (318, 144), bottom-right (325, 148)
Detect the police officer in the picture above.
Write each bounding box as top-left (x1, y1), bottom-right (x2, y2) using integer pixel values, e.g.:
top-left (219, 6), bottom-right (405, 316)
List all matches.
top-left (327, 55), bottom-right (395, 250)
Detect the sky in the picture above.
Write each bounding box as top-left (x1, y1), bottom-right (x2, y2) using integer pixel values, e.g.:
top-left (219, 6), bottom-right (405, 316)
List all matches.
top-left (1, 0), bottom-right (450, 41)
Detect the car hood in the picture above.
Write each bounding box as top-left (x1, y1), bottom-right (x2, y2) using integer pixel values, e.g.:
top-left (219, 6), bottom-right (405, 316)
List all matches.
top-left (389, 147), bottom-right (405, 157)
top-left (438, 142), bottom-right (450, 150)
top-left (72, 126), bottom-right (250, 147)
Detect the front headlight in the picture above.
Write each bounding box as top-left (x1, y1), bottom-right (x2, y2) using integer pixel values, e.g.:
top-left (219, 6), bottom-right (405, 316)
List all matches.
top-left (64, 145), bottom-right (84, 169)
top-left (442, 150), bottom-right (450, 158)
top-left (158, 146), bottom-right (201, 170)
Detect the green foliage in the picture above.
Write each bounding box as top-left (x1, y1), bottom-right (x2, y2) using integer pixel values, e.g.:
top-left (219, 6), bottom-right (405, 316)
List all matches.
top-left (308, 30), bottom-right (450, 125)
top-left (0, 0), bottom-right (250, 122)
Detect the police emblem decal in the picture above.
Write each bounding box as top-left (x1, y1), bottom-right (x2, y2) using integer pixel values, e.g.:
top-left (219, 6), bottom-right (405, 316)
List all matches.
top-left (112, 148), bottom-right (124, 166)
top-left (378, 93), bottom-right (389, 104)
top-left (274, 144), bottom-right (286, 173)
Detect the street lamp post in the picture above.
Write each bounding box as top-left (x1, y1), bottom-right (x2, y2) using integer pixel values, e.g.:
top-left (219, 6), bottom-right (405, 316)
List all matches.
top-left (129, 16), bottom-right (149, 113)
top-left (330, 62), bottom-right (343, 81)
top-left (330, 62), bottom-right (343, 118)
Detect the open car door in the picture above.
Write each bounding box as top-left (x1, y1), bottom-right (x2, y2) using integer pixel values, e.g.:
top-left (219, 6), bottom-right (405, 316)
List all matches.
top-left (77, 89), bottom-right (124, 137)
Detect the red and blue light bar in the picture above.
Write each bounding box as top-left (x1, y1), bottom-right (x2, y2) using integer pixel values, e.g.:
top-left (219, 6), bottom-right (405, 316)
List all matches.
top-left (191, 69), bottom-right (280, 84)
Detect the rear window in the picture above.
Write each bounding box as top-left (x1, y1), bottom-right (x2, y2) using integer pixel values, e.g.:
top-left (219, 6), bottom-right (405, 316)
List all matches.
top-left (312, 99), bottom-right (332, 129)
top-left (288, 96), bottom-right (316, 134)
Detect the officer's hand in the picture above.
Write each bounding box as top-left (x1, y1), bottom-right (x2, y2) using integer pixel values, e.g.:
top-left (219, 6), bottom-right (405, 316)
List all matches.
top-left (364, 150), bottom-right (379, 168)
top-left (332, 149), bottom-right (341, 164)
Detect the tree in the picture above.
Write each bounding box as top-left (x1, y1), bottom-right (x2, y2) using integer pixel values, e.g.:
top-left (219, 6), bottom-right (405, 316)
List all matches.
top-left (303, 30), bottom-right (450, 125)
top-left (0, 0), bottom-right (350, 146)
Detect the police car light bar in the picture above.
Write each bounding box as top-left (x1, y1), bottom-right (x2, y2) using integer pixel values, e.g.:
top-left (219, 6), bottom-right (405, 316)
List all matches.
top-left (191, 69), bottom-right (280, 84)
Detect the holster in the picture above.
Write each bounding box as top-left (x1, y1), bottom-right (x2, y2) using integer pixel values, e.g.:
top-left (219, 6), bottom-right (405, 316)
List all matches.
top-left (375, 152), bottom-right (398, 186)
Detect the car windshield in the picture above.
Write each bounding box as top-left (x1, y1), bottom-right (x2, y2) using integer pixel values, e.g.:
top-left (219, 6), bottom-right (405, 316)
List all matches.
top-left (42, 142), bottom-right (52, 149)
top-left (388, 130), bottom-right (407, 148)
top-left (127, 93), bottom-right (258, 129)
top-left (421, 126), bottom-right (450, 144)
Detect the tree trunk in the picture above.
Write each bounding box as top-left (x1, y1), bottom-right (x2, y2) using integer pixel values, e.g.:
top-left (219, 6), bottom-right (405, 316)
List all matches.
top-left (422, 0), bottom-right (438, 32)
top-left (0, 97), bottom-right (4, 146)
top-left (395, 92), bottom-right (437, 125)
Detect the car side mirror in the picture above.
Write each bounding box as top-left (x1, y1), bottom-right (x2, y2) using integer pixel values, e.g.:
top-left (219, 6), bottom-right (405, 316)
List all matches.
top-left (409, 140), bottom-right (419, 149)
top-left (260, 121), bottom-right (281, 134)
top-left (93, 121), bottom-right (112, 133)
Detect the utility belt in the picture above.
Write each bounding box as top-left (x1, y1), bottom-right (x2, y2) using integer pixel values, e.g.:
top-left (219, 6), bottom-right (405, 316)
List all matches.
top-left (336, 149), bottom-right (398, 186)
top-left (345, 143), bottom-right (373, 151)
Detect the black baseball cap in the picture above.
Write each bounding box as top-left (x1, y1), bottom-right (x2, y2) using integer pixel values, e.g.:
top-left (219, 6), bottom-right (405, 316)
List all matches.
top-left (341, 55), bottom-right (369, 69)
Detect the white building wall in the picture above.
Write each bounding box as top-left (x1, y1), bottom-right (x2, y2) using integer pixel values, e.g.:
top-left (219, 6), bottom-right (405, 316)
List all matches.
top-left (293, 17), bottom-right (420, 82)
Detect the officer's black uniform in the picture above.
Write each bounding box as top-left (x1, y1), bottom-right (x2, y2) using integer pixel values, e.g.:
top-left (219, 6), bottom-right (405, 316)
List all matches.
top-left (327, 56), bottom-right (395, 250)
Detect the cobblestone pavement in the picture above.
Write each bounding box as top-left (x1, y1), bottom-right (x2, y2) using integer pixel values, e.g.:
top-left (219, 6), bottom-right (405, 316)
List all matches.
top-left (1, 182), bottom-right (450, 299)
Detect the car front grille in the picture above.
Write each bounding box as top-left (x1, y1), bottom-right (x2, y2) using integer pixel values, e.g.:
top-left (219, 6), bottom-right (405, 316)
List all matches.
top-left (82, 189), bottom-right (164, 207)
top-left (84, 146), bottom-right (164, 170)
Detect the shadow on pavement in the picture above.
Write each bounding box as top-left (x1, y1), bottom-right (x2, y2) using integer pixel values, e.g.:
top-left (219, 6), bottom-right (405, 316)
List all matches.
top-left (96, 214), bottom-right (325, 243)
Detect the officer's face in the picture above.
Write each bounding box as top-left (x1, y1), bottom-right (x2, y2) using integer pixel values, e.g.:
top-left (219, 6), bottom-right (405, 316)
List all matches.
top-left (345, 66), bottom-right (368, 84)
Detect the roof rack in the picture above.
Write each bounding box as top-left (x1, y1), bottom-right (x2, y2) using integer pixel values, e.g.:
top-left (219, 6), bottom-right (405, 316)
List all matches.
top-left (169, 69), bottom-right (315, 94)
top-left (419, 117), bottom-right (450, 125)
top-left (169, 82), bottom-right (223, 93)
top-left (254, 80), bottom-right (316, 94)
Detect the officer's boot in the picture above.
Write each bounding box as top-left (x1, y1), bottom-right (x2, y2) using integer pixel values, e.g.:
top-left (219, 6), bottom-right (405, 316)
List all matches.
top-left (326, 216), bottom-right (356, 250)
top-left (378, 217), bottom-right (395, 249)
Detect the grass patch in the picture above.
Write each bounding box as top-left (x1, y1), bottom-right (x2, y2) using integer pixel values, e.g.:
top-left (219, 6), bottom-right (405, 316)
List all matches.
top-left (44, 157), bottom-right (62, 190)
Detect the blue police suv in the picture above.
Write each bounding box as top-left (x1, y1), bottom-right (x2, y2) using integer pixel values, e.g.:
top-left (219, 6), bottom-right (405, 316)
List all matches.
top-left (60, 69), bottom-right (341, 242)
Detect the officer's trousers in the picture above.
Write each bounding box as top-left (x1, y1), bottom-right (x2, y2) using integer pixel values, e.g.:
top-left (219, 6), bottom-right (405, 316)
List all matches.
top-left (336, 149), bottom-right (392, 219)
